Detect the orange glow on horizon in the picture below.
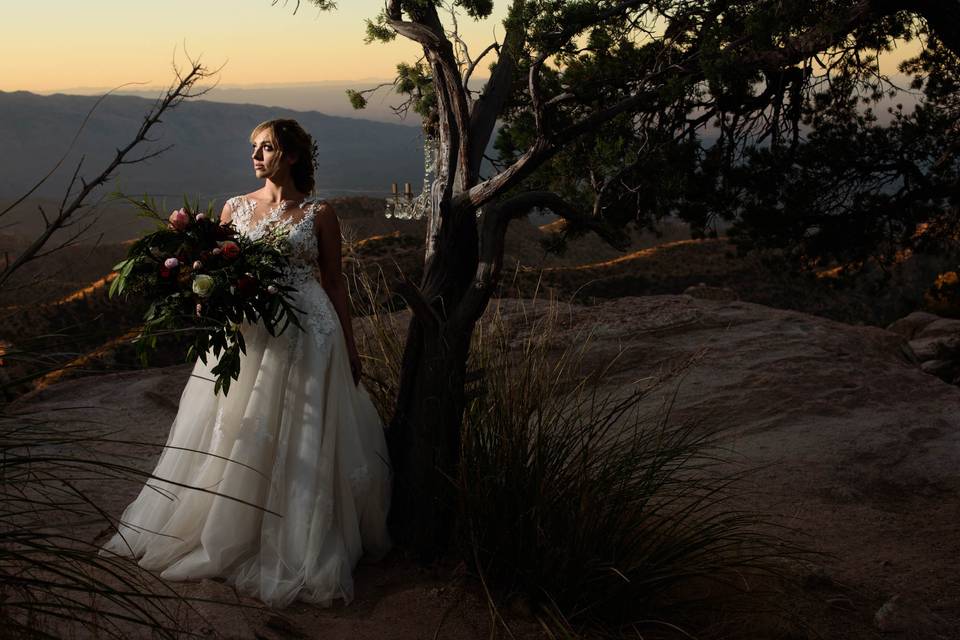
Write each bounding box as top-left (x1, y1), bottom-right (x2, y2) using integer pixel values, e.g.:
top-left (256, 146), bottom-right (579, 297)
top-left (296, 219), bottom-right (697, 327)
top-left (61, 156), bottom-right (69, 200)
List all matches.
top-left (1, 1), bottom-right (509, 93)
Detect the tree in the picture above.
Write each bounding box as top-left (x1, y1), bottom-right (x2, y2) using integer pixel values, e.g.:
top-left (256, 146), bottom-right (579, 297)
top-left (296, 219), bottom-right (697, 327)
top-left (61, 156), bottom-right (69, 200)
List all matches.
top-left (289, 0), bottom-right (960, 558)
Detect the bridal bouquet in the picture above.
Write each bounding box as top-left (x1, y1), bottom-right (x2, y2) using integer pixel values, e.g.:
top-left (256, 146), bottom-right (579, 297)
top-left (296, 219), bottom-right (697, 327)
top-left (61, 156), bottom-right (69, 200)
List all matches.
top-left (109, 198), bottom-right (303, 396)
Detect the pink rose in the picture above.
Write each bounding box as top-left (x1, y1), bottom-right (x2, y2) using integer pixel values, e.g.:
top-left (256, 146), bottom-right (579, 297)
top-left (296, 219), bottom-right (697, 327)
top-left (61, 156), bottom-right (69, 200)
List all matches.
top-left (164, 257), bottom-right (179, 269)
top-left (192, 260), bottom-right (203, 270)
top-left (168, 208), bottom-right (190, 231)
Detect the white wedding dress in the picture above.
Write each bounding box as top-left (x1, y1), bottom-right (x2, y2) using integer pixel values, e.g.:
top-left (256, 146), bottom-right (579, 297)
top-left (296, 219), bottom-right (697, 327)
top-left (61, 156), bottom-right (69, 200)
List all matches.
top-left (100, 196), bottom-right (391, 608)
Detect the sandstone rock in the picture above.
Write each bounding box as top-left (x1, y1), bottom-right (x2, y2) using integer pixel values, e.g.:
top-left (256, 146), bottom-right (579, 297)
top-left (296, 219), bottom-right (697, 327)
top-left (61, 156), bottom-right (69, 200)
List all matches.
top-left (915, 316), bottom-right (960, 341)
top-left (908, 334), bottom-right (960, 362)
top-left (886, 311), bottom-right (940, 339)
top-left (889, 312), bottom-right (960, 382)
top-left (920, 359), bottom-right (959, 379)
top-left (683, 281), bottom-right (739, 301)
top-left (874, 594), bottom-right (948, 636)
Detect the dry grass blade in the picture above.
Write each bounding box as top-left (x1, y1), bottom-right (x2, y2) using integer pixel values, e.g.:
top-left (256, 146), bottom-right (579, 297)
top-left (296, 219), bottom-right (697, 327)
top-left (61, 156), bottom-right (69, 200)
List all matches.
top-left (346, 262), bottom-right (808, 637)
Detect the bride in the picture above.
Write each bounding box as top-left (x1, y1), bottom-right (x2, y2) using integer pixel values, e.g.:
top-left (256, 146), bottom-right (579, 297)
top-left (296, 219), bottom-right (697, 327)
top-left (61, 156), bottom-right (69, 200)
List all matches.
top-left (100, 118), bottom-right (391, 609)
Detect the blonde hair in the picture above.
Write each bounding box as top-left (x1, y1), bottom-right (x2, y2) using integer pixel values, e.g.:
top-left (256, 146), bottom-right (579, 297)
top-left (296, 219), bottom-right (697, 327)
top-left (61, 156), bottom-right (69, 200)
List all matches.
top-left (249, 118), bottom-right (316, 194)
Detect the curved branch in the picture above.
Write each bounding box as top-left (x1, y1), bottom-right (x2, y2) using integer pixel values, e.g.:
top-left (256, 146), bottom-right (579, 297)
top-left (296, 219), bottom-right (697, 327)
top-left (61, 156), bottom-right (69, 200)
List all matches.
top-left (454, 190), bottom-right (627, 325)
top-left (463, 41), bottom-right (500, 90)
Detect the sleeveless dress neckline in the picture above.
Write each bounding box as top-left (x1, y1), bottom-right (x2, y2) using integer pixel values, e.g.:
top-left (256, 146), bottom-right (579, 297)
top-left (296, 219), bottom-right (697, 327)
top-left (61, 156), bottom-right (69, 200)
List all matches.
top-left (235, 195), bottom-right (318, 237)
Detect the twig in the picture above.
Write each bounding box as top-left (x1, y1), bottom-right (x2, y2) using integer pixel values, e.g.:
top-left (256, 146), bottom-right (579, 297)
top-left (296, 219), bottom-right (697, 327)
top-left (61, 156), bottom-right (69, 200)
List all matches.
top-left (0, 52), bottom-right (218, 289)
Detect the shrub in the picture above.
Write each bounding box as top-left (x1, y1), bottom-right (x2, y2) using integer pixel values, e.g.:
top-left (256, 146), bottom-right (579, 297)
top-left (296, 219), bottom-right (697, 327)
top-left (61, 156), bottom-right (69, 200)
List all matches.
top-left (350, 267), bottom-right (797, 637)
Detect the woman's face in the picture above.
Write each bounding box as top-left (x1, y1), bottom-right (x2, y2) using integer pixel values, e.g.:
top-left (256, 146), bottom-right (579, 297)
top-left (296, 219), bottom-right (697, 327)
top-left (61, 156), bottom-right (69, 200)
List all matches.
top-left (251, 129), bottom-right (289, 181)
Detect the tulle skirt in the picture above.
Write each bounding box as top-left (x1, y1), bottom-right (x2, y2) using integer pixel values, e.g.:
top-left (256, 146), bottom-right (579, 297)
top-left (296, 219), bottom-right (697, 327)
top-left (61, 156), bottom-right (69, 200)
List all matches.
top-left (100, 287), bottom-right (392, 608)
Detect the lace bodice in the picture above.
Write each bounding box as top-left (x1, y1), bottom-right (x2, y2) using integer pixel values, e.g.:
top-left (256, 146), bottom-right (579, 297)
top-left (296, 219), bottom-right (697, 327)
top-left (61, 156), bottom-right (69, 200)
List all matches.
top-left (226, 196), bottom-right (321, 278)
top-left (225, 195), bottom-right (337, 348)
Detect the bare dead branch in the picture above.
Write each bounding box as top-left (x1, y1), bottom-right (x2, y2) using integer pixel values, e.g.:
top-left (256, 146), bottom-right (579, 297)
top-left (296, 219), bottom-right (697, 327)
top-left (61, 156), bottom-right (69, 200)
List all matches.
top-left (463, 41), bottom-right (499, 91)
top-left (119, 144), bottom-right (176, 166)
top-left (0, 83), bottom-right (147, 223)
top-left (0, 54), bottom-right (217, 289)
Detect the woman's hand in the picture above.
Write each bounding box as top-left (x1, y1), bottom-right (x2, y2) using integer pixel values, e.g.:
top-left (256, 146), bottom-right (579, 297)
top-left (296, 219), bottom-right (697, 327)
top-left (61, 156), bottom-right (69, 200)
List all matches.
top-left (348, 347), bottom-right (363, 386)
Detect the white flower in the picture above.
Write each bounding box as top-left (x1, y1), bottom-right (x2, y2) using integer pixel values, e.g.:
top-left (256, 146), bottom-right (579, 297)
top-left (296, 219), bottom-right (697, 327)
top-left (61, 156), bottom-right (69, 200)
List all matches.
top-left (192, 274), bottom-right (215, 297)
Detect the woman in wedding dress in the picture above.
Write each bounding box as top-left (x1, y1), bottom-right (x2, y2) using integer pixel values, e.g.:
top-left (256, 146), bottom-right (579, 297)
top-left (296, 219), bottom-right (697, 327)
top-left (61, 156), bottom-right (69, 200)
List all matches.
top-left (100, 118), bottom-right (391, 609)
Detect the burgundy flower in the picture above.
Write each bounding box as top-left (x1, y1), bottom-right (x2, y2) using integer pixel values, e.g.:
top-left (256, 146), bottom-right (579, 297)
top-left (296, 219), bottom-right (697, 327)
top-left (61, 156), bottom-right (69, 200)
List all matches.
top-left (235, 274), bottom-right (258, 297)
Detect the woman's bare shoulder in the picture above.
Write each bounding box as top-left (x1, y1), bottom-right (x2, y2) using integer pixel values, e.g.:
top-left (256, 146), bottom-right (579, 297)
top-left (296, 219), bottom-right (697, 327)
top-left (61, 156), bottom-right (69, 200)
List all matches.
top-left (220, 194), bottom-right (255, 223)
top-left (308, 199), bottom-right (339, 237)
top-left (306, 197), bottom-right (334, 213)
top-left (308, 199), bottom-right (337, 220)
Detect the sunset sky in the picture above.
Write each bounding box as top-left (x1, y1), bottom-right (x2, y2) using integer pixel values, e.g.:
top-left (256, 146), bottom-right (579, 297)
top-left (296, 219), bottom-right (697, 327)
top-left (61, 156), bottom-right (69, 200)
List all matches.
top-left (2, 1), bottom-right (920, 94)
top-left (1, 1), bottom-right (509, 92)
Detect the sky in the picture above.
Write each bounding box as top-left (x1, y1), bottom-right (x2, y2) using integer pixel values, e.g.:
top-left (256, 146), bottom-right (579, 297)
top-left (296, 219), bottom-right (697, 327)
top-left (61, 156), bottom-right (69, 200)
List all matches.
top-left (1, 1), bottom-right (509, 92)
top-left (2, 1), bottom-right (922, 95)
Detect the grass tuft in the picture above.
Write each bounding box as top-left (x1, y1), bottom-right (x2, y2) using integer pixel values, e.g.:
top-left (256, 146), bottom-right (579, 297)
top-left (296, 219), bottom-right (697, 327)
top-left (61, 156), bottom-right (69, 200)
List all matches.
top-left (348, 265), bottom-right (804, 638)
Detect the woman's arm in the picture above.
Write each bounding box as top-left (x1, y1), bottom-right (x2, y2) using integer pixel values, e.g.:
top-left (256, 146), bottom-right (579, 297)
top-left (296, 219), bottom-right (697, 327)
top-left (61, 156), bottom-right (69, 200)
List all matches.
top-left (219, 200), bottom-right (233, 225)
top-left (314, 201), bottom-right (362, 384)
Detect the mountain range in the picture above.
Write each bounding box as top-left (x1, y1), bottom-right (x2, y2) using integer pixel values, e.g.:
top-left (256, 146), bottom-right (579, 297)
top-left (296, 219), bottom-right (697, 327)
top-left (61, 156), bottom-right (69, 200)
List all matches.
top-left (0, 90), bottom-right (427, 203)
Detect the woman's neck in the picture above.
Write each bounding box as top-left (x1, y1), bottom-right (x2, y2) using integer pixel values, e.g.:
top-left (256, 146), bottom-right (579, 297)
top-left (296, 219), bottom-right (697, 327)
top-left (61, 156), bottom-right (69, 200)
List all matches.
top-left (259, 178), bottom-right (304, 205)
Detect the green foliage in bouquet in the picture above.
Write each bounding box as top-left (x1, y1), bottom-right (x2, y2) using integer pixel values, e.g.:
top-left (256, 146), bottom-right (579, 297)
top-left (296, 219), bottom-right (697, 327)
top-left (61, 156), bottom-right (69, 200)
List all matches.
top-left (109, 196), bottom-right (304, 396)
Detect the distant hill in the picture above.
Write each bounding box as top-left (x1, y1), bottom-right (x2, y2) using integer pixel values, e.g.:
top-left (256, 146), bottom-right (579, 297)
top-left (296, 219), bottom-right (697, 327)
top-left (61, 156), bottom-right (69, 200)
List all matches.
top-left (0, 90), bottom-right (427, 204)
top-left (46, 79), bottom-right (485, 125)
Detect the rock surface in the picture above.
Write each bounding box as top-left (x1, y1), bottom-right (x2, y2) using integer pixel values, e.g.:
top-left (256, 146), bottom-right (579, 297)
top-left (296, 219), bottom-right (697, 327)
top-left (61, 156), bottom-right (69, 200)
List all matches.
top-left (488, 295), bottom-right (960, 638)
top-left (682, 281), bottom-right (739, 301)
top-left (888, 310), bottom-right (960, 384)
top-left (8, 295), bottom-right (960, 639)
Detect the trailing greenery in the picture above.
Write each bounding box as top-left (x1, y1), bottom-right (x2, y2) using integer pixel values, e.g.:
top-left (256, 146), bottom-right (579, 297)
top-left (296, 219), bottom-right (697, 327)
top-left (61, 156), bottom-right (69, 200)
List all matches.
top-left (109, 196), bottom-right (303, 396)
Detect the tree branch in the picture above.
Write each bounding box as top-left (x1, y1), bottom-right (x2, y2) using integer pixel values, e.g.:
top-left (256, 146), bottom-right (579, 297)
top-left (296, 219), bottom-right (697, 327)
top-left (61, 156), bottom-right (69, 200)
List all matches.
top-left (0, 55), bottom-right (216, 289)
top-left (454, 190), bottom-right (628, 325)
top-left (396, 271), bottom-right (442, 332)
top-left (466, 0), bottom-right (527, 184)
top-left (463, 41), bottom-right (500, 91)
